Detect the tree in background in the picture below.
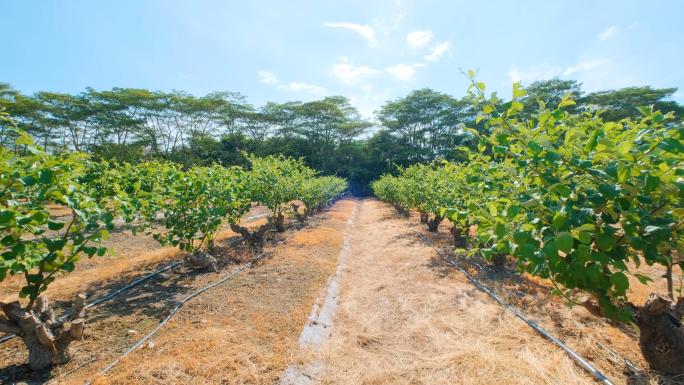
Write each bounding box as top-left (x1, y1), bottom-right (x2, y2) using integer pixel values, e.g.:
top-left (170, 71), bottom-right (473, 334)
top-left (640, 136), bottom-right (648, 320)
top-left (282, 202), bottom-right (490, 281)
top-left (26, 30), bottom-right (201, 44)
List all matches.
top-left (0, 81), bottom-right (681, 194)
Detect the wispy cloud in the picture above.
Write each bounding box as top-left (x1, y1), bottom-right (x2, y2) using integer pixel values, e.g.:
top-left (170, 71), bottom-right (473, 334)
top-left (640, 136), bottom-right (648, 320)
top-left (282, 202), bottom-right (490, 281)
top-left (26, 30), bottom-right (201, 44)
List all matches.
top-left (424, 41), bottom-right (451, 62)
top-left (406, 30), bottom-right (433, 48)
top-left (323, 22), bottom-right (376, 46)
top-left (283, 82), bottom-right (326, 94)
top-left (331, 57), bottom-right (382, 84)
top-left (597, 25), bottom-right (619, 42)
top-left (257, 70), bottom-right (326, 95)
top-left (507, 59), bottom-right (610, 83)
top-left (385, 63), bottom-right (425, 82)
top-left (563, 59), bottom-right (610, 76)
top-left (257, 70), bottom-right (279, 85)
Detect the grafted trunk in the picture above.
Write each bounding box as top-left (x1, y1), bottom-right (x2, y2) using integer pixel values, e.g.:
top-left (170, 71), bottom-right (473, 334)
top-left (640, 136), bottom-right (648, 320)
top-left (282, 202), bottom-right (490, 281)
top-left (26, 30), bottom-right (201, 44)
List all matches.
top-left (271, 212), bottom-right (286, 232)
top-left (230, 223), bottom-right (269, 251)
top-left (451, 226), bottom-right (467, 248)
top-left (420, 212), bottom-right (428, 224)
top-left (291, 203), bottom-right (306, 224)
top-left (0, 294), bottom-right (86, 370)
top-left (184, 252), bottom-right (217, 272)
top-left (491, 253), bottom-right (506, 268)
top-left (427, 215), bottom-right (443, 232)
top-left (636, 294), bottom-right (684, 376)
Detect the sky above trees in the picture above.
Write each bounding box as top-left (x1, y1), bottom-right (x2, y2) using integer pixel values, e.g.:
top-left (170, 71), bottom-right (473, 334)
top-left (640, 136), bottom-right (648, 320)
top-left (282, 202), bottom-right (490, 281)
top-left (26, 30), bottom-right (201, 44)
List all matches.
top-left (3, 0), bottom-right (683, 118)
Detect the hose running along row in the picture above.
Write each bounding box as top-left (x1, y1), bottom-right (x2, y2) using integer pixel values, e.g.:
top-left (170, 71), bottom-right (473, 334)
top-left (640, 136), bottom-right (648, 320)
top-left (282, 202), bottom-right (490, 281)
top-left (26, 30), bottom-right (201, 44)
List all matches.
top-left (415, 232), bottom-right (616, 385)
top-left (84, 251), bottom-right (270, 385)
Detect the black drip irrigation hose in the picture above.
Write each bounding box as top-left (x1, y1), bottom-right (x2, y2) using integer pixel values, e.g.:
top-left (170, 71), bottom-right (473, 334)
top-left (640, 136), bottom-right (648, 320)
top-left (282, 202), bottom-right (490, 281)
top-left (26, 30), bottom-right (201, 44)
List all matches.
top-left (458, 252), bottom-right (642, 375)
top-left (415, 232), bottom-right (616, 385)
top-left (84, 251), bottom-right (269, 385)
top-left (0, 234), bottom-right (250, 345)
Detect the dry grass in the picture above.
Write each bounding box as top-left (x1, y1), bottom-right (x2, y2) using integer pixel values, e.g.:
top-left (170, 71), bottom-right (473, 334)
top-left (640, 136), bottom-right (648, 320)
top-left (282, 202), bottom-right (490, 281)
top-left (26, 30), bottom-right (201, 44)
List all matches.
top-left (318, 199), bottom-right (599, 385)
top-left (0, 206), bottom-right (271, 303)
top-left (79, 199), bottom-right (359, 385)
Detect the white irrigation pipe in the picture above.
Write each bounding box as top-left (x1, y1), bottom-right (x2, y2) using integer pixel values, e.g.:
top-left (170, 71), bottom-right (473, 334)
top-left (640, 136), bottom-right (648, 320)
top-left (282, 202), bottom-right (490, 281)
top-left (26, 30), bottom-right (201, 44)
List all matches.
top-left (84, 251), bottom-right (269, 385)
top-left (416, 232), bottom-right (616, 385)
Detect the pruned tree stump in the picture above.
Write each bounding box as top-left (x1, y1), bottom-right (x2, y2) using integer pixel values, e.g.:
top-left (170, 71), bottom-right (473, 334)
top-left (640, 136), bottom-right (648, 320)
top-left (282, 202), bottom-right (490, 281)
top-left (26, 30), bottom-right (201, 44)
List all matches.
top-left (184, 252), bottom-right (218, 272)
top-left (427, 215), bottom-right (444, 232)
top-left (491, 253), bottom-right (506, 268)
top-left (231, 223), bottom-right (268, 252)
top-left (0, 294), bottom-right (86, 370)
top-left (636, 294), bottom-right (684, 376)
top-left (451, 226), bottom-right (467, 248)
top-left (420, 212), bottom-right (429, 224)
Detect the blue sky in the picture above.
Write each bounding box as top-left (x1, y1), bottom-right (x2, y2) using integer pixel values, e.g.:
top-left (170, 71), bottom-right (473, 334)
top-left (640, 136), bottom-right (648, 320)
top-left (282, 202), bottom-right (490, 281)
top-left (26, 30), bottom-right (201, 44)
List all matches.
top-left (3, 0), bottom-right (683, 118)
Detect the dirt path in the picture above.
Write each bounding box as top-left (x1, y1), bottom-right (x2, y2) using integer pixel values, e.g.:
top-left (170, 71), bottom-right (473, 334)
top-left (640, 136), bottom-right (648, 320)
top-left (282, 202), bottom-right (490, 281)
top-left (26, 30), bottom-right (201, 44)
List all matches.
top-left (306, 199), bottom-right (597, 385)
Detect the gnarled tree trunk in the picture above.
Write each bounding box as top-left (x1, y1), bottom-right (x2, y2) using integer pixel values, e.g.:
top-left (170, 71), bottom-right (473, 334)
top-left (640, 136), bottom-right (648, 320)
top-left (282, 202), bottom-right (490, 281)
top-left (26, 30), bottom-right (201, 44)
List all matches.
top-left (270, 212), bottom-right (286, 232)
top-left (420, 212), bottom-right (428, 224)
top-left (636, 294), bottom-right (684, 376)
top-left (291, 203), bottom-right (306, 224)
top-left (491, 253), bottom-right (506, 268)
top-left (230, 223), bottom-right (269, 252)
top-left (184, 252), bottom-right (217, 272)
top-left (451, 226), bottom-right (467, 248)
top-left (0, 294), bottom-right (86, 370)
top-left (427, 215), bottom-right (443, 232)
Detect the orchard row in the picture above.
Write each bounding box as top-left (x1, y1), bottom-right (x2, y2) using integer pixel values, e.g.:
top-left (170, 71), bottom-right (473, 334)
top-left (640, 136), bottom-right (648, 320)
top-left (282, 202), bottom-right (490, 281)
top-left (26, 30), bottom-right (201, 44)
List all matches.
top-left (373, 75), bottom-right (683, 374)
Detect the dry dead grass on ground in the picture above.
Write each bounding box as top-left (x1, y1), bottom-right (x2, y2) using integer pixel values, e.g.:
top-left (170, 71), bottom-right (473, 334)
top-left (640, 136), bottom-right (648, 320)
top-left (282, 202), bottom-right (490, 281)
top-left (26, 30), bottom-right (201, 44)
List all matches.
top-left (0, 206), bottom-right (271, 303)
top-left (75, 198), bottom-right (359, 385)
top-left (319, 199), bottom-right (601, 385)
top-left (395, 201), bottom-right (677, 385)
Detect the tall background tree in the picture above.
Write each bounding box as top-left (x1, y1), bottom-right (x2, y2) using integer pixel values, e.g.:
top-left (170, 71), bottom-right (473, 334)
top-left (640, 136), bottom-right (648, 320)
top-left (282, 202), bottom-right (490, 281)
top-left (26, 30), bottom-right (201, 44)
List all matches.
top-left (1, 80), bottom-right (681, 194)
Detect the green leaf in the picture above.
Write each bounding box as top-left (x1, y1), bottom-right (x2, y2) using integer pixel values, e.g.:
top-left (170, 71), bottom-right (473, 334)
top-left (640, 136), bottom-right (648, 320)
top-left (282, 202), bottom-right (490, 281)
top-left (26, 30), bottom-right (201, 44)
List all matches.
top-left (47, 220), bottom-right (65, 230)
top-left (595, 233), bottom-right (615, 251)
top-left (0, 210), bottom-right (15, 224)
top-left (552, 212), bottom-right (566, 231)
top-left (556, 232), bottom-right (573, 253)
top-left (610, 272), bottom-right (629, 296)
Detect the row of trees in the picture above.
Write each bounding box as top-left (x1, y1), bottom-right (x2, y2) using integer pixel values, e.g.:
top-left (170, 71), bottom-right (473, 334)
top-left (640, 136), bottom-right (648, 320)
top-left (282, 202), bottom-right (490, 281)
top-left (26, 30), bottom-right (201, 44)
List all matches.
top-left (372, 75), bottom-right (684, 376)
top-left (1, 80), bottom-right (682, 193)
top-left (0, 130), bottom-right (347, 370)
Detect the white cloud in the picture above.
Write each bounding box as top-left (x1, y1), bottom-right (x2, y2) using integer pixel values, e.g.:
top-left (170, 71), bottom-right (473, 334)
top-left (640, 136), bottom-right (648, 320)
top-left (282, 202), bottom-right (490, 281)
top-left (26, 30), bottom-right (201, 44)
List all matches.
top-left (507, 59), bottom-right (610, 83)
top-left (597, 25), bottom-right (619, 42)
top-left (331, 57), bottom-right (382, 84)
top-left (257, 70), bottom-right (279, 85)
top-left (258, 70), bottom-right (325, 95)
top-left (323, 22), bottom-right (376, 46)
top-left (627, 21), bottom-right (639, 30)
top-left (424, 41), bottom-right (451, 62)
top-left (385, 63), bottom-right (425, 82)
top-left (563, 59), bottom-right (610, 76)
top-left (283, 82), bottom-right (326, 94)
top-left (406, 30), bottom-right (434, 48)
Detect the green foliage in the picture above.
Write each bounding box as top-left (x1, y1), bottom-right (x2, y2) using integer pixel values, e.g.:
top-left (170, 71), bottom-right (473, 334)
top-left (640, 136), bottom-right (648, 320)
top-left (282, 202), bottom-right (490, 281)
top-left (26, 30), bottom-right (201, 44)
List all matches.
top-left (373, 74), bottom-right (684, 323)
top-left (152, 165), bottom-right (252, 252)
top-left (1, 126), bottom-right (349, 307)
top-left (0, 132), bottom-right (116, 308)
top-left (246, 154), bottom-right (317, 217)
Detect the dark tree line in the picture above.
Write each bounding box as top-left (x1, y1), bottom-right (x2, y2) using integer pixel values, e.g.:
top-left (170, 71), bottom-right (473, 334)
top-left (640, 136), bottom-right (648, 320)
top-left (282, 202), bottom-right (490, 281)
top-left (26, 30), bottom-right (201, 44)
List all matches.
top-left (1, 79), bottom-right (682, 194)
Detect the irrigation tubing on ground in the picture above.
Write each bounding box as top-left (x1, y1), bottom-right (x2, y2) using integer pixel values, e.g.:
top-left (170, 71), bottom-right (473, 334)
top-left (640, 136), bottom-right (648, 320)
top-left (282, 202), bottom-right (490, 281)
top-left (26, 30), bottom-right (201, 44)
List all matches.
top-left (0, 233), bottom-right (250, 345)
top-left (84, 251), bottom-right (269, 385)
top-left (416, 232), bottom-right (617, 385)
top-left (458, 253), bottom-right (641, 375)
